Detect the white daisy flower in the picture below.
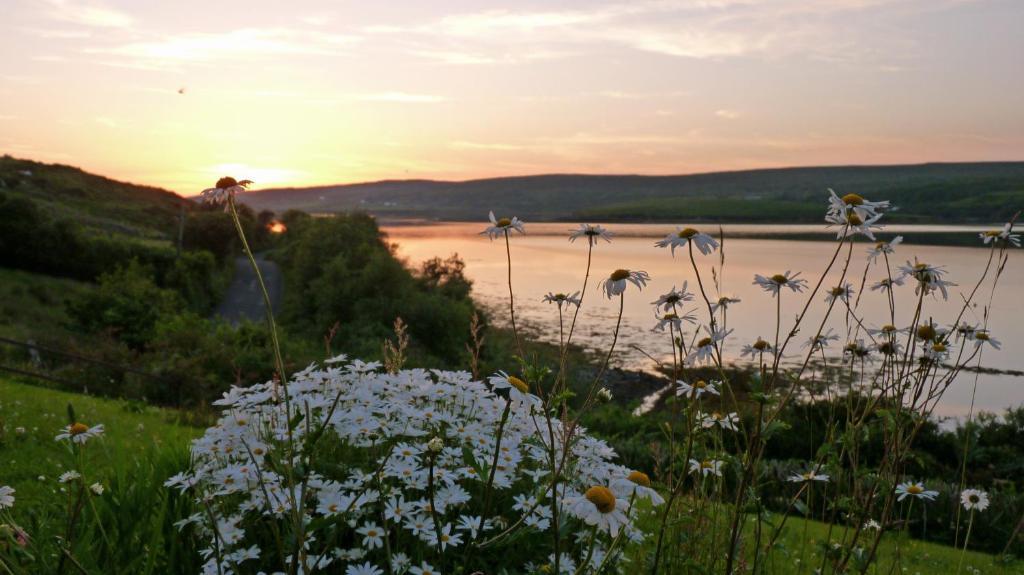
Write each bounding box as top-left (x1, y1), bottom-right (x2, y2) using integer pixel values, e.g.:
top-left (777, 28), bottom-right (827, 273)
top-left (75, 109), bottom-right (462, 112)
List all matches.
top-left (898, 259), bottom-right (956, 300)
top-left (788, 469), bottom-right (830, 483)
top-left (686, 327), bottom-right (732, 365)
top-left (843, 340), bottom-right (872, 360)
top-left (895, 481), bottom-right (938, 502)
top-left (55, 422), bottom-right (104, 444)
top-left (347, 562), bottom-right (384, 575)
top-left (651, 284), bottom-right (695, 313)
top-left (980, 223), bottom-right (1020, 247)
top-left (740, 338), bottom-right (774, 359)
top-left (753, 271), bottom-right (807, 296)
top-left (610, 471), bottom-right (665, 505)
top-left (804, 329), bottom-right (839, 351)
top-left (655, 227), bottom-right (719, 256)
top-left (59, 471), bottom-right (82, 483)
top-left (569, 223), bottom-right (613, 246)
top-left (0, 485), bottom-right (14, 509)
top-left (870, 277), bottom-right (905, 292)
top-left (867, 236), bottom-right (903, 263)
top-left (542, 291), bottom-right (581, 309)
top-left (867, 324), bottom-right (904, 338)
top-left (863, 519), bottom-right (882, 531)
top-left (973, 330), bottom-right (1002, 350)
top-left (481, 211), bottom-right (524, 240)
top-left (409, 561), bottom-right (440, 575)
top-left (653, 310), bottom-right (696, 332)
top-left (565, 486), bottom-right (630, 536)
top-left (960, 489), bottom-right (990, 511)
top-left (676, 379), bottom-right (720, 399)
top-left (688, 459), bottom-right (724, 477)
top-left (601, 269), bottom-right (650, 298)
top-left (89, 483), bottom-right (104, 496)
top-left (199, 177), bottom-right (252, 207)
top-left (710, 295), bottom-right (741, 314)
top-left (826, 189), bottom-right (890, 223)
top-left (699, 411), bottom-right (739, 431)
top-left (827, 209), bottom-right (883, 239)
top-left (825, 283), bottom-right (855, 304)
top-left (356, 522), bottom-right (385, 549)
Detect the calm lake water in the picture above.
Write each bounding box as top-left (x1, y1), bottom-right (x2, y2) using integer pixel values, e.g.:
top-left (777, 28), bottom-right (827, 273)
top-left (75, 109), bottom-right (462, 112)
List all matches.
top-left (383, 222), bottom-right (1023, 418)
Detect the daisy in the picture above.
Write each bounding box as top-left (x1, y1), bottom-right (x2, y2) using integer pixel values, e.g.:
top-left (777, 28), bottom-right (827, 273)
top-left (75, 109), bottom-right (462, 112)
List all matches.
top-left (827, 209), bottom-right (883, 239)
top-left (843, 340), bottom-right (872, 360)
top-left (868, 324), bottom-right (904, 338)
top-left (804, 329), bottom-right (839, 351)
top-left (740, 338), bottom-right (774, 359)
top-left (542, 291), bottom-right (581, 309)
top-left (481, 211), bottom-right (524, 240)
top-left (924, 341), bottom-right (950, 363)
top-left (390, 553), bottom-right (411, 573)
top-left (347, 562), bottom-right (384, 575)
top-left (689, 459), bottom-right (724, 477)
top-left (870, 277), bottom-right (905, 292)
top-left (425, 522), bottom-right (462, 550)
top-left (90, 483), bottom-right (104, 495)
top-left (753, 271), bottom-right (807, 296)
top-left (565, 486), bottom-right (629, 536)
top-left (973, 330), bottom-right (1002, 350)
top-left (610, 471), bottom-right (665, 505)
top-left (676, 379), bottom-right (720, 399)
top-left (0, 485), bottom-right (13, 509)
top-left (653, 311), bottom-right (696, 332)
top-left (898, 259), bottom-right (956, 300)
top-left (59, 471), bottom-right (82, 483)
top-left (875, 340), bottom-right (902, 357)
top-left (686, 327), bottom-right (731, 365)
top-left (827, 189), bottom-right (890, 223)
top-left (980, 223), bottom-right (1020, 247)
top-left (895, 481), bottom-right (938, 502)
top-left (601, 269), bottom-right (650, 298)
top-left (651, 284), bottom-right (694, 313)
top-left (655, 227), bottom-right (719, 256)
top-left (409, 561), bottom-right (439, 575)
top-left (710, 295), bottom-right (741, 314)
top-left (569, 223), bottom-right (613, 246)
top-left (55, 422), bottom-right (104, 444)
top-left (867, 236), bottom-right (903, 263)
top-left (954, 322), bottom-right (979, 342)
top-left (700, 411), bottom-right (739, 431)
top-left (825, 283), bottom-right (855, 305)
top-left (960, 489), bottom-right (990, 511)
top-left (863, 519), bottom-right (882, 531)
top-left (788, 469), bottom-right (830, 483)
top-left (199, 176), bottom-right (252, 207)
top-left (356, 522), bottom-right (385, 549)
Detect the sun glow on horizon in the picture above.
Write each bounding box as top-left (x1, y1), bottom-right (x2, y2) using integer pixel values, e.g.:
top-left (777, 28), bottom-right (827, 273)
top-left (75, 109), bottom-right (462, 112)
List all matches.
top-left (1, 0), bottom-right (1022, 194)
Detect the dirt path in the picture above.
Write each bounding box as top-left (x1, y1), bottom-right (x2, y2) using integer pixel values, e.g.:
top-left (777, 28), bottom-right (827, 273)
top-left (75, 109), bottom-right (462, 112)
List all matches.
top-left (213, 253), bottom-right (283, 325)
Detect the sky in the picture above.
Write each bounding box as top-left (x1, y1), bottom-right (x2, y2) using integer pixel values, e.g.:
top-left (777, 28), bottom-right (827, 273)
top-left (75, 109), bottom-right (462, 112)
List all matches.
top-left (1, 0), bottom-right (1022, 195)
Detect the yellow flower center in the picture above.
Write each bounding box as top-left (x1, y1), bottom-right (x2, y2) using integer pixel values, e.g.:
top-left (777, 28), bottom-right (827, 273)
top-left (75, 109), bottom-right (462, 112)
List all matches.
top-left (627, 471), bottom-right (651, 487)
top-left (984, 230), bottom-right (1002, 237)
top-left (677, 227), bottom-right (699, 238)
top-left (216, 176), bottom-right (239, 189)
top-left (694, 380), bottom-right (707, 389)
top-left (878, 342), bottom-right (896, 355)
top-left (968, 494), bottom-right (980, 503)
top-left (907, 484), bottom-right (923, 495)
top-left (697, 337), bottom-right (713, 348)
top-left (508, 376), bottom-right (529, 394)
top-left (701, 460), bottom-right (714, 469)
top-left (69, 422), bottom-right (89, 435)
top-left (875, 241), bottom-right (886, 250)
top-left (663, 313), bottom-right (678, 320)
top-left (932, 343), bottom-right (947, 353)
top-left (916, 325), bottom-right (937, 341)
top-left (975, 332), bottom-right (990, 341)
top-left (712, 411), bottom-right (723, 420)
top-left (610, 269), bottom-right (630, 281)
top-left (496, 217), bottom-right (512, 227)
top-left (882, 324), bottom-right (897, 333)
top-left (830, 286), bottom-right (846, 296)
top-left (847, 212), bottom-right (863, 225)
top-left (585, 486), bottom-right (616, 513)
top-left (842, 193), bottom-right (865, 206)
top-left (770, 274), bottom-right (789, 284)
top-left (753, 339), bottom-right (770, 351)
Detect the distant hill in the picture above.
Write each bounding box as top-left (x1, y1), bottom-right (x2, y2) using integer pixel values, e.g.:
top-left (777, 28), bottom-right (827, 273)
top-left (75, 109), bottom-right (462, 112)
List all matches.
top-left (0, 155), bottom-right (192, 239)
top-left (244, 162), bottom-right (1024, 223)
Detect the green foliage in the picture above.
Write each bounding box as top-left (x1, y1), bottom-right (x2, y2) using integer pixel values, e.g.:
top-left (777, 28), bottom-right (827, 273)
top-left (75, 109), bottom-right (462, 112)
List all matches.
top-left (66, 261), bottom-right (183, 350)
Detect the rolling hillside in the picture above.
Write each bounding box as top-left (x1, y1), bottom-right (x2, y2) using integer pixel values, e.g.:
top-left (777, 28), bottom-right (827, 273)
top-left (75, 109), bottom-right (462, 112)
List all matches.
top-left (243, 162), bottom-right (1024, 223)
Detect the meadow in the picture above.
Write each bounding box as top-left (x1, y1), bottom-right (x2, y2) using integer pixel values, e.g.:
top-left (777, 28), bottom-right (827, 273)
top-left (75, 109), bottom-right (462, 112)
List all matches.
top-left (1, 162), bottom-right (1023, 574)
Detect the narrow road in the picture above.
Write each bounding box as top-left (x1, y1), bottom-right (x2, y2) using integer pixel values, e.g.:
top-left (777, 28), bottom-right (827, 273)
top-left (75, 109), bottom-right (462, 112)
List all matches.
top-left (213, 253), bottom-right (283, 326)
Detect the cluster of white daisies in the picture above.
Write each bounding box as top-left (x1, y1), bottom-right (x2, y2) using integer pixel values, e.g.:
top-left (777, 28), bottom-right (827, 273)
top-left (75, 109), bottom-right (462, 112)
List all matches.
top-left (167, 358), bottom-right (661, 575)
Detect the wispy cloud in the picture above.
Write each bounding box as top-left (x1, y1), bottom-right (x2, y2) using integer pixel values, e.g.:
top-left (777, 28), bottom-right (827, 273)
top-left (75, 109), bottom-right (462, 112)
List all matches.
top-left (357, 92), bottom-right (448, 104)
top-left (45, 0), bottom-right (134, 28)
top-left (715, 109), bottom-right (741, 120)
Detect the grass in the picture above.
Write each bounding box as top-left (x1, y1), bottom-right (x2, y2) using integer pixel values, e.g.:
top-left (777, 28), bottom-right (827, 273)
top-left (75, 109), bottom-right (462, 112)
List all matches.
top-left (0, 268), bottom-right (91, 341)
top-left (627, 502), bottom-right (1024, 575)
top-left (0, 377), bottom-right (202, 574)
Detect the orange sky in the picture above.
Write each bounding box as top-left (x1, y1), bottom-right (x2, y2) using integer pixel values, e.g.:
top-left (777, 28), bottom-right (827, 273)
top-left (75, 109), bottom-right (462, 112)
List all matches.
top-left (1, 0), bottom-right (1022, 195)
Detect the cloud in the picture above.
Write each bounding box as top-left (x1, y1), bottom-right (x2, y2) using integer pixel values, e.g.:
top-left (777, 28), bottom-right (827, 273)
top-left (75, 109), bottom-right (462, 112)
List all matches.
top-left (356, 92), bottom-right (448, 104)
top-left (715, 109), bottom-right (741, 119)
top-left (90, 29), bottom-right (360, 68)
top-left (45, 0), bottom-right (134, 28)
top-left (449, 140), bottom-right (526, 151)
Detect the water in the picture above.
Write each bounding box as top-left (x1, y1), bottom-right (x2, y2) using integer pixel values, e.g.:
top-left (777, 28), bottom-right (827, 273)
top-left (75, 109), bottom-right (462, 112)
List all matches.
top-left (383, 221), bottom-right (1024, 417)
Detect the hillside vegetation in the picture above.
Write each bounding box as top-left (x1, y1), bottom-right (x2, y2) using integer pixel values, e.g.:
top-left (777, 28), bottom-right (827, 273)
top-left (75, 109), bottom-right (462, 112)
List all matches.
top-left (244, 161), bottom-right (1024, 223)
